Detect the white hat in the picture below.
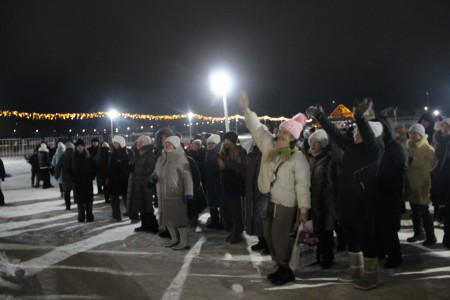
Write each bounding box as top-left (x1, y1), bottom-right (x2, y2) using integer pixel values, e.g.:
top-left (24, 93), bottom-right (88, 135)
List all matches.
top-left (112, 135), bottom-right (126, 148)
top-left (136, 135), bottom-right (152, 146)
top-left (38, 143), bottom-right (49, 152)
top-left (165, 136), bottom-right (181, 149)
top-left (207, 134), bottom-right (220, 145)
top-left (101, 142), bottom-right (110, 148)
top-left (309, 129), bottom-right (328, 147)
top-left (354, 121), bottom-right (383, 138)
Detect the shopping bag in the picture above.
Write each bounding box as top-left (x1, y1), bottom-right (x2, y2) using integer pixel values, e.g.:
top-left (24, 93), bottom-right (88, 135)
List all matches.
top-left (289, 220), bottom-right (318, 270)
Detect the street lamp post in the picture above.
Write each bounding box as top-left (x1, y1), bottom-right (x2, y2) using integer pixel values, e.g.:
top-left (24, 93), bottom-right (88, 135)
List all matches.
top-left (210, 70), bottom-right (232, 132)
top-left (108, 109), bottom-right (118, 142)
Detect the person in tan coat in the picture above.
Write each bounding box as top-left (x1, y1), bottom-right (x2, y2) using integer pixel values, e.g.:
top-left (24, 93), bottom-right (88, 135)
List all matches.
top-left (404, 124), bottom-right (438, 247)
top-left (152, 135), bottom-right (193, 250)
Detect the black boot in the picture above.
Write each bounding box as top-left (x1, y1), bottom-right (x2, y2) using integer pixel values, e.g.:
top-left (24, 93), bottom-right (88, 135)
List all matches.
top-left (64, 191), bottom-right (71, 210)
top-left (207, 208), bottom-right (220, 229)
top-left (146, 213), bottom-right (159, 234)
top-left (135, 213), bottom-right (151, 232)
top-left (251, 236), bottom-right (268, 251)
top-left (422, 216), bottom-right (437, 247)
top-left (267, 264), bottom-right (282, 280)
top-left (271, 266), bottom-right (295, 285)
top-left (86, 202), bottom-right (94, 222)
top-left (407, 218), bottom-right (425, 242)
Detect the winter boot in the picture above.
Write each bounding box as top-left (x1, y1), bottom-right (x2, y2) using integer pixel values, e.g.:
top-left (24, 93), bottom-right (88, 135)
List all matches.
top-left (267, 264), bottom-right (282, 280)
top-left (422, 217), bottom-right (437, 247)
top-left (172, 227), bottom-right (190, 250)
top-left (270, 266), bottom-right (295, 285)
top-left (146, 213), bottom-right (159, 234)
top-left (407, 218), bottom-right (425, 242)
top-left (207, 207), bottom-right (220, 229)
top-left (86, 203), bottom-right (94, 222)
top-left (355, 257), bottom-right (378, 290)
top-left (110, 196), bottom-right (122, 221)
top-left (338, 251), bottom-right (363, 283)
top-left (135, 213), bottom-right (151, 232)
top-left (251, 236), bottom-right (268, 251)
top-left (164, 226), bottom-right (179, 247)
top-left (64, 191), bottom-right (71, 210)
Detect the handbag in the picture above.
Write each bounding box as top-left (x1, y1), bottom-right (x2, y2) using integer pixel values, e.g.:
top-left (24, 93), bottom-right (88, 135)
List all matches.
top-left (257, 161), bottom-right (284, 219)
top-left (289, 220), bottom-right (318, 270)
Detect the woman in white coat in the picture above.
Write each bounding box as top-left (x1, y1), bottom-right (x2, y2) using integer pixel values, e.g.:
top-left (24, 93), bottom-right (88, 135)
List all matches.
top-left (152, 136), bottom-right (194, 250)
top-left (239, 92), bottom-right (311, 285)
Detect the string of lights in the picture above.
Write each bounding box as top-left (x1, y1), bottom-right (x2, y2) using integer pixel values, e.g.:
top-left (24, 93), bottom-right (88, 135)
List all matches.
top-left (0, 110), bottom-right (290, 122)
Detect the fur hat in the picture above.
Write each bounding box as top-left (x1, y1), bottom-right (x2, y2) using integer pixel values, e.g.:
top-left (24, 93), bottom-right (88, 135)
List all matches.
top-left (409, 123), bottom-right (426, 136)
top-left (38, 143), bottom-right (49, 152)
top-left (101, 142), bottom-right (110, 148)
top-left (112, 135), bottom-right (126, 148)
top-left (280, 113), bottom-right (307, 140)
top-left (309, 129), bottom-right (328, 147)
top-left (74, 139), bottom-right (85, 147)
top-left (65, 142), bottom-right (75, 149)
top-left (441, 118), bottom-right (450, 127)
top-left (165, 135), bottom-right (181, 149)
top-left (353, 121), bottom-right (383, 138)
top-left (207, 134), bottom-right (221, 145)
top-left (136, 135), bottom-right (151, 147)
top-left (223, 131), bottom-right (238, 144)
top-left (191, 139), bottom-right (202, 147)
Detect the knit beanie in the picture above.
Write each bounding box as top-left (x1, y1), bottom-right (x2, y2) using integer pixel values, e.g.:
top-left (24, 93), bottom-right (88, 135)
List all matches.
top-left (409, 123), bottom-right (426, 136)
top-left (165, 136), bottom-right (181, 149)
top-left (223, 131), bottom-right (238, 144)
top-left (309, 129), bottom-right (329, 147)
top-left (207, 134), bottom-right (221, 145)
top-left (74, 139), bottom-right (85, 147)
top-left (280, 113), bottom-right (307, 140)
top-left (112, 135), bottom-right (126, 148)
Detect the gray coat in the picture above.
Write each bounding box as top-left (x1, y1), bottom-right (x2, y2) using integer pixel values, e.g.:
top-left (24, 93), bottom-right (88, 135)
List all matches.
top-left (55, 148), bottom-right (74, 191)
top-left (127, 145), bottom-right (157, 214)
top-left (154, 147), bottom-right (193, 227)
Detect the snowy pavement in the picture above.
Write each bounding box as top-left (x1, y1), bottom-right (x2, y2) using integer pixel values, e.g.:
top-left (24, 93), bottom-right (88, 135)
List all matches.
top-left (0, 157), bottom-right (449, 299)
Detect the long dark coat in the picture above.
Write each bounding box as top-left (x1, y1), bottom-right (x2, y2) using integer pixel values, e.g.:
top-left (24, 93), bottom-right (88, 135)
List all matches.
top-left (244, 144), bottom-right (264, 236)
top-left (318, 115), bottom-right (384, 233)
top-left (127, 144), bottom-right (157, 214)
top-left (55, 148), bottom-right (74, 191)
top-left (377, 118), bottom-right (408, 226)
top-left (431, 130), bottom-right (450, 206)
top-left (307, 146), bottom-right (340, 232)
top-left (204, 143), bottom-right (221, 208)
top-left (220, 146), bottom-right (247, 197)
top-left (95, 147), bottom-right (110, 186)
top-left (71, 150), bottom-right (96, 204)
top-left (108, 147), bottom-right (130, 196)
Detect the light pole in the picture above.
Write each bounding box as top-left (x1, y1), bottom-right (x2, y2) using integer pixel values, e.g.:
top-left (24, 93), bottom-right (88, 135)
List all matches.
top-left (108, 109), bottom-right (118, 142)
top-left (210, 70), bottom-right (232, 132)
top-left (187, 112), bottom-right (193, 140)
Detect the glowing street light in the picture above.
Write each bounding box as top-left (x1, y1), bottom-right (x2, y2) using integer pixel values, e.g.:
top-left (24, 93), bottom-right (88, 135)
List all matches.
top-left (433, 110), bottom-right (440, 116)
top-left (187, 112), bottom-right (194, 140)
top-left (108, 109), bottom-right (118, 141)
top-left (210, 70), bottom-right (232, 132)
top-left (424, 106), bottom-right (428, 111)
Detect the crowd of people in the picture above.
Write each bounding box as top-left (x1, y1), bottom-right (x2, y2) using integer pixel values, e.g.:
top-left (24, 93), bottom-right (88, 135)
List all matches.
top-left (13, 93), bottom-right (450, 290)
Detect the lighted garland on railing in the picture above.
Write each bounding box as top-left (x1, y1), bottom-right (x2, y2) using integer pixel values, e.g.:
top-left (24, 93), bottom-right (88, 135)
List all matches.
top-left (0, 110), bottom-right (290, 122)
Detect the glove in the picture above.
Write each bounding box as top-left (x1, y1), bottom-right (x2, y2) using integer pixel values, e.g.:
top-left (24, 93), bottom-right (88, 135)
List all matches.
top-left (149, 174), bottom-right (158, 184)
top-left (184, 195), bottom-right (194, 202)
top-left (215, 152), bottom-right (227, 161)
top-left (306, 104), bottom-right (324, 120)
top-left (353, 98), bottom-right (373, 119)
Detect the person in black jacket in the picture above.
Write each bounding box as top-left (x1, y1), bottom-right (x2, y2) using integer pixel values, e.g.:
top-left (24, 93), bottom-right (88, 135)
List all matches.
top-left (108, 136), bottom-right (131, 222)
top-left (96, 142), bottom-right (111, 203)
top-left (204, 134), bottom-right (223, 230)
top-left (26, 146), bottom-right (40, 187)
top-left (217, 131), bottom-right (246, 244)
top-left (71, 139), bottom-right (96, 222)
top-left (0, 158), bottom-right (5, 206)
top-left (38, 143), bottom-right (53, 189)
top-left (309, 98), bottom-right (384, 290)
top-left (376, 117), bottom-right (408, 268)
top-left (87, 138), bottom-right (102, 194)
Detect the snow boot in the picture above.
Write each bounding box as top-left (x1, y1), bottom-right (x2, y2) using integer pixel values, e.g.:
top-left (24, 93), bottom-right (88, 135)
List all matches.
top-left (164, 226), bottom-right (179, 247)
top-left (270, 266), bottom-right (295, 285)
top-left (355, 257), bottom-right (378, 290)
top-left (172, 227), bottom-right (190, 250)
top-left (422, 217), bottom-right (437, 247)
top-left (338, 251), bottom-right (363, 283)
top-left (407, 218), bottom-right (425, 242)
top-left (251, 236), bottom-right (268, 251)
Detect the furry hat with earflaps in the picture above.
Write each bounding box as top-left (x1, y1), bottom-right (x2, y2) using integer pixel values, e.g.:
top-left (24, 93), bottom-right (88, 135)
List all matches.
top-left (309, 129), bottom-right (329, 147)
top-left (164, 136), bottom-right (181, 149)
top-left (112, 135), bottom-right (126, 148)
top-left (207, 134), bottom-right (220, 145)
top-left (280, 113), bottom-right (308, 140)
top-left (38, 143), bottom-right (49, 152)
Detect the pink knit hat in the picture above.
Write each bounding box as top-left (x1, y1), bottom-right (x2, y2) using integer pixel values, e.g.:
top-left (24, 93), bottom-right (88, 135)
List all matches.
top-left (280, 113), bottom-right (308, 140)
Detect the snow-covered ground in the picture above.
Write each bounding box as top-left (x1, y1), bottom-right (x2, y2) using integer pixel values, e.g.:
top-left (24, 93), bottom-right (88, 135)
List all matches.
top-left (0, 157), bottom-right (449, 299)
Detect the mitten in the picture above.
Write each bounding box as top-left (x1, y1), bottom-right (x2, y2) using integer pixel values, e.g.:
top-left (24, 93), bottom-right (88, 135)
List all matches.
top-left (306, 104), bottom-right (325, 119)
top-left (353, 98), bottom-right (373, 119)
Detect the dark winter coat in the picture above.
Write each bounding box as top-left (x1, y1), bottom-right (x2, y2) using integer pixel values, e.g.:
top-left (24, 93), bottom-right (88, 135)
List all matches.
top-left (244, 144), bottom-right (264, 236)
top-left (87, 145), bottom-right (99, 159)
top-left (189, 148), bottom-right (206, 185)
top-left (38, 151), bottom-right (51, 169)
top-left (318, 115), bottom-right (384, 233)
top-left (71, 150), bottom-right (96, 204)
top-left (204, 143), bottom-right (221, 207)
top-left (431, 130), bottom-right (450, 206)
top-left (0, 159), bottom-right (5, 181)
top-left (95, 147), bottom-right (110, 185)
top-left (220, 146), bottom-right (247, 197)
top-left (377, 118), bottom-right (408, 217)
top-left (108, 147), bottom-right (131, 196)
top-left (28, 151), bottom-right (39, 172)
top-left (55, 148), bottom-right (74, 191)
top-left (127, 144), bottom-right (157, 214)
top-left (307, 146), bottom-right (340, 232)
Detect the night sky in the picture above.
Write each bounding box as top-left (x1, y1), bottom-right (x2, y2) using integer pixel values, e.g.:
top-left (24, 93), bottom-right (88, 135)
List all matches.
top-left (1, 0), bottom-right (450, 120)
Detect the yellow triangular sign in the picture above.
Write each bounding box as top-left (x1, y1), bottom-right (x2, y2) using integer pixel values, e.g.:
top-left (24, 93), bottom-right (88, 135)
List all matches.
top-left (328, 104), bottom-right (354, 120)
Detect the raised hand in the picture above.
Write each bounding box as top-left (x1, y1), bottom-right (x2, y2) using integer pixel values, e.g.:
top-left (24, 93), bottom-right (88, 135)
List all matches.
top-left (306, 104), bottom-right (324, 120)
top-left (239, 91), bottom-right (250, 112)
top-left (353, 98), bottom-right (373, 119)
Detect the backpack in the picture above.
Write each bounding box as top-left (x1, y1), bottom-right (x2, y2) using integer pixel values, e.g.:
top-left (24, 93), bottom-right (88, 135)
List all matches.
top-left (185, 155), bottom-right (207, 219)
